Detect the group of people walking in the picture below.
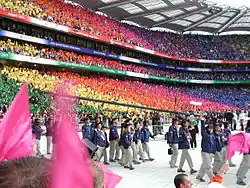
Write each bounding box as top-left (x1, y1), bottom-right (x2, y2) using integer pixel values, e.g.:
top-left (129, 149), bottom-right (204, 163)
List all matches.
top-left (167, 115), bottom-right (250, 186)
top-left (82, 117), bottom-right (155, 170)
top-left (31, 111), bottom-right (250, 186)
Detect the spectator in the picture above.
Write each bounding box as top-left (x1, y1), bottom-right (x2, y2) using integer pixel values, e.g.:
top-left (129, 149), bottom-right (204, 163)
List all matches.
top-left (174, 173), bottom-right (192, 188)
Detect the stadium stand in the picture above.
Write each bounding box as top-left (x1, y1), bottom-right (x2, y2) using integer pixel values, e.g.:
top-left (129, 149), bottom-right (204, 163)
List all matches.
top-left (0, 39), bottom-right (249, 81)
top-left (0, 0), bottom-right (248, 116)
top-left (0, 65), bottom-right (249, 114)
top-left (0, 0), bottom-right (250, 60)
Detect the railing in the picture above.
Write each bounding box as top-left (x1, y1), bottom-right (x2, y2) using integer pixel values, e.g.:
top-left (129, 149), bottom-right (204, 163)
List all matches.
top-left (0, 52), bottom-right (249, 84)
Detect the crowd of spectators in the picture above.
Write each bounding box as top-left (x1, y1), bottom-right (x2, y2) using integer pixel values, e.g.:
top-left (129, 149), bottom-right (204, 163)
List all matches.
top-left (1, 65), bottom-right (248, 115)
top-left (0, 39), bottom-right (249, 81)
top-left (0, 0), bottom-right (250, 60)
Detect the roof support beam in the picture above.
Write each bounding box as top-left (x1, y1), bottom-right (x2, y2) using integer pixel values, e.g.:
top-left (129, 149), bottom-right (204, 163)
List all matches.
top-left (133, 2), bottom-right (150, 12)
top-left (98, 0), bottom-right (139, 10)
top-left (152, 7), bottom-right (209, 27)
top-left (121, 2), bottom-right (202, 19)
top-left (183, 8), bottom-right (228, 31)
top-left (216, 9), bottom-right (248, 33)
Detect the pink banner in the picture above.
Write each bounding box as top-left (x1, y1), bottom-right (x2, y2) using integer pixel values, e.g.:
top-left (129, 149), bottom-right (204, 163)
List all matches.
top-left (227, 132), bottom-right (250, 160)
top-left (0, 83), bottom-right (33, 161)
top-left (52, 85), bottom-right (93, 188)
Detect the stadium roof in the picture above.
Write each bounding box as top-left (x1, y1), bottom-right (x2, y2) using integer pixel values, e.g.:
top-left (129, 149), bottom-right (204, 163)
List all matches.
top-left (70, 0), bottom-right (250, 34)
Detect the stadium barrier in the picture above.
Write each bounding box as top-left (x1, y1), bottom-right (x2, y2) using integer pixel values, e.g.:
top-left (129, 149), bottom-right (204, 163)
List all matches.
top-left (0, 29), bottom-right (249, 73)
top-left (0, 52), bottom-right (249, 84)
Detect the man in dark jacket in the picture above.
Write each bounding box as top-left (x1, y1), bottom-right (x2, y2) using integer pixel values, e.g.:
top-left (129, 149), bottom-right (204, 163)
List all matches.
top-left (177, 120), bottom-right (197, 174)
top-left (133, 122), bottom-right (145, 163)
top-left (212, 124), bottom-right (223, 175)
top-left (196, 116), bottom-right (217, 182)
top-left (32, 118), bottom-right (44, 156)
top-left (100, 125), bottom-right (109, 165)
top-left (141, 121), bottom-right (155, 161)
top-left (92, 122), bottom-right (106, 162)
top-left (122, 123), bottom-right (134, 170)
top-left (109, 118), bottom-right (120, 162)
top-left (81, 117), bottom-right (93, 140)
top-left (168, 119), bottom-right (179, 168)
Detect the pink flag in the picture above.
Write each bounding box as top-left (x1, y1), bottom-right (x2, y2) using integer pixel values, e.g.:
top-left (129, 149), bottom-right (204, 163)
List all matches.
top-left (99, 163), bottom-right (122, 188)
top-left (0, 84), bottom-right (33, 161)
top-left (227, 132), bottom-right (250, 160)
top-left (52, 89), bottom-right (93, 188)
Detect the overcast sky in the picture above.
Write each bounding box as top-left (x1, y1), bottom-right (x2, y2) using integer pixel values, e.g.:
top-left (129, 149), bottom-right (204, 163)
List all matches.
top-left (211, 0), bottom-right (250, 7)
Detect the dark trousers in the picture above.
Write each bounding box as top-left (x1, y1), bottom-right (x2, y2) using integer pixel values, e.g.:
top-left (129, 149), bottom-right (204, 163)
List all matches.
top-left (190, 134), bottom-right (197, 148)
top-left (231, 119), bottom-right (237, 131)
top-left (240, 120), bottom-right (244, 131)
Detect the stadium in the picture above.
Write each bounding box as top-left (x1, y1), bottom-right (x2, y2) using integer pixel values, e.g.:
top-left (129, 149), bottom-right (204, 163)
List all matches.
top-left (0, 0), bottom-right (249, 188)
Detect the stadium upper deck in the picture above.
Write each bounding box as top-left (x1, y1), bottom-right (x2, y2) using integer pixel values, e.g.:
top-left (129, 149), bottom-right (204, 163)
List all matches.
top-left (0, 0), bottom-right (250, 63)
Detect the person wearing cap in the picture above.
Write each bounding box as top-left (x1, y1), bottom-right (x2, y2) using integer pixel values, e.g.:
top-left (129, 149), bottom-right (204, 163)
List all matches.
top-left (121, 122), bottom-right (134, 170)
top-left (131, 123), bottom-right (141, 165)
top-left (119, 118), bottom-right (130, 166)
top-left (91, 122), bottom-right (106, 161)
top-left (168, 118), bottom-right (179, 168)
top-left (141, 121), bottom-right (155, 161)
top-left (177, 120), bottom-right (197, 174)
top-left (133, 121), bottom-right (145, 163)
top-left (212, 123), bottom-right (223, 175)
top-left (196, 116), bottom-right (217, 182)
top-left (100, 125), bottom-right (109, 165)
top-left (109, 118), bottom-right (120, 162)
top-left (236, 120), bottom-right (250, 186)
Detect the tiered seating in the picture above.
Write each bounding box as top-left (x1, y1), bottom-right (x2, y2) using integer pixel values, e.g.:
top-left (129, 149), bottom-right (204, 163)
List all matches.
top-left (0, 74), bottom-right (51, 113)
top-left (0, 0), bottom-right (250, 60)
top-left (1, 66), bottom-right (247, 113)
top-left (0, 39), bottom-right (249, 80)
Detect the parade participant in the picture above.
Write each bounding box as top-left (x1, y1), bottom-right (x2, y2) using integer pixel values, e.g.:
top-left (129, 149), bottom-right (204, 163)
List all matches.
top-left (236, 120), bottom-right (250, 185)
top-left (177, 120), bottom-right (197, 174)
top-left (196, 116), bottom-right (217, 182)
top-left (32, 118), bottom-right (45, 157)
top-left (212, 124), bottom-right (223, 175)
top-left (131, 124), bottom-right (141, 165)
top-left (45, 117), bottom-right (53, 155)
top-left (188, 115), bottom-right (199, 149)
top-left (221, 122), bottom-right (236, 167)
top-left (141, 121), bottom-right (155, 161)
top-left (168, 118), bottom-right (179, 168)
top-left (82, 117), bottom-right (93, 140)
top-left (133, 121), bottom-right (145, 163)
top-left (100, 125), bottom-right (109, 165)
top-left (121, 122), bottom-right (134, 170)
top-left (91, 122), bottom-right (106, 161)
top-left (109, 118), bottom-right (120, 162)
top-left (119, 119), bottom-right (130, 166)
